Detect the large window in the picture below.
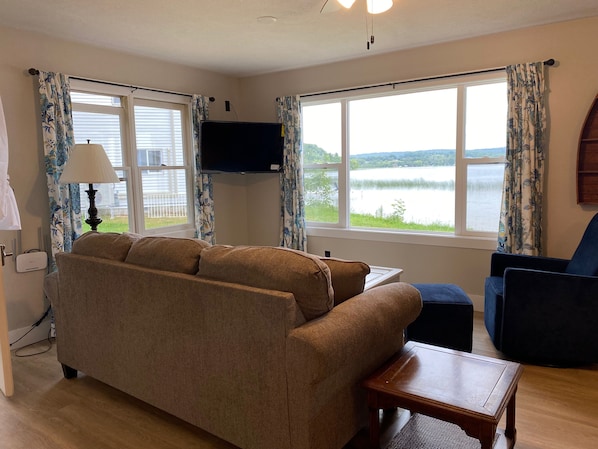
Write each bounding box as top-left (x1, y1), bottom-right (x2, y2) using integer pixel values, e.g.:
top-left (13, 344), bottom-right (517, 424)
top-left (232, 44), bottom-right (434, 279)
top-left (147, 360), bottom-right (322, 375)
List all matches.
top-left (302, 73), bottom-right (507, 239)
top-left (70, 81), bottom-right (194, 235)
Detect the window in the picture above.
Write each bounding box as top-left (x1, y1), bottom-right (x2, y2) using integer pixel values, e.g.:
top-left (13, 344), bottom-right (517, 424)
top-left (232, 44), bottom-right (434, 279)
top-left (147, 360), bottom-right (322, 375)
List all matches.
top-left (137, 149), bottom-right (163, 171)
top-left (70, 81), bottom-right (194, 235)
top-left (301, 73), bottom-right (507, 240)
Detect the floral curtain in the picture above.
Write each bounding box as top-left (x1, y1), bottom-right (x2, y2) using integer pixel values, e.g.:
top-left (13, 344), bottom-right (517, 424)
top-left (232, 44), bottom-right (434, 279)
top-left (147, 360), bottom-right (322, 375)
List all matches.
top-left (276, 95), bottom-right (307, 251)
top-left (498, 62), bottom-right (546, 255)
top-left (191, 95), bottom-right (215, 244)
top-left (37, 71), bottom-right (81, 270)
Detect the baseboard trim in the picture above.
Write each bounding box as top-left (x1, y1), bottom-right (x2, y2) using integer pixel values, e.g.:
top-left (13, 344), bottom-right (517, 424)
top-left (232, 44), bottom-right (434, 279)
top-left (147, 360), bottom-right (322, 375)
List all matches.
top-left (469, 294), bottom-right (484, 313)
top-left (8, 319), bottom-right (51, 351)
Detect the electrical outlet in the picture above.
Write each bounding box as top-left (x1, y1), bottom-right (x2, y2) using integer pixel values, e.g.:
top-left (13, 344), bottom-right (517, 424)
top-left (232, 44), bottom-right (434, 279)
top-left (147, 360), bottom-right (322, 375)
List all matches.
top-left (324, 250), bottom-right (331, 257)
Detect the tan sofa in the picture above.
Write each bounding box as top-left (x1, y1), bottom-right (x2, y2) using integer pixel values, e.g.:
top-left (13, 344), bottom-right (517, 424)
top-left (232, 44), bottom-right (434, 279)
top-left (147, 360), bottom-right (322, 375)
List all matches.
top-left (45, 232), bottom-right (422, 449)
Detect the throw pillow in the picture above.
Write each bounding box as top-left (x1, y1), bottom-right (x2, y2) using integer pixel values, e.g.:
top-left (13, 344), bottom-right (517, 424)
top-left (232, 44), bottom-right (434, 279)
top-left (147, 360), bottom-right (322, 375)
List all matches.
top-left (198, 245), bottom-right (334, 321)
top-left (320, 257), bottom-right (370, 305)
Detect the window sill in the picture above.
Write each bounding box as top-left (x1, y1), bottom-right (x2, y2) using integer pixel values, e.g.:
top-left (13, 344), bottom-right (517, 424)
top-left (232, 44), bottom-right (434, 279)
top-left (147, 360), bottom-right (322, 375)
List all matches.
top-left (307, 226), bottom-right (498, 251)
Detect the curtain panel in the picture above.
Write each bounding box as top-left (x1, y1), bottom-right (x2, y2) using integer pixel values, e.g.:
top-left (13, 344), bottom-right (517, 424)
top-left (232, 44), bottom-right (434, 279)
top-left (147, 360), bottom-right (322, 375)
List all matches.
top-left (498, 62), bottom-right (547, 256)
top-left (277, 96), bottom-right (307, 251)
top-left (37, 71), bottom-right (82, 270)
top-left (191, 95), bottom-right (215, 244)
top-left (0, 96), bottom-right (21, 230)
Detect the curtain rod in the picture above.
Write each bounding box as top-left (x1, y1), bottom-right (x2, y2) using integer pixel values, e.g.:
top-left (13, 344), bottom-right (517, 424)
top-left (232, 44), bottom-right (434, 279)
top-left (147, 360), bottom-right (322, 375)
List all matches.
top-left (27, 68), bottom-right (215, 102)
top-left (298, 58), bottom-right (556, 99)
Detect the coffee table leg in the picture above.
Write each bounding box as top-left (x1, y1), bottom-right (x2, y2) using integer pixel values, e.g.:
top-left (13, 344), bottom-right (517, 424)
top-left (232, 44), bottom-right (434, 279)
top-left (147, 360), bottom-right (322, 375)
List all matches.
top-left (505, 387), bottom-right (518, 446)
top-left (369, 407), bottom-right (381, 449)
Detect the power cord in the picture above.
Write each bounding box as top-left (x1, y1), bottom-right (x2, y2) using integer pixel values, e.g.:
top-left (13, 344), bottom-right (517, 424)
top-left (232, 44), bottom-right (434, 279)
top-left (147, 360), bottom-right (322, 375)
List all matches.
top-left (9, 305), bottom-right (55, 357)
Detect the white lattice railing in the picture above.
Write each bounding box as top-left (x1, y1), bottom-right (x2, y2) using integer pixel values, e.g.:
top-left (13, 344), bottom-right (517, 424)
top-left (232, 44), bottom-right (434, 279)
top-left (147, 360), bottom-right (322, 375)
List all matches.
top-left (94, 193), bottom-right (188, 218)
top-left (143, 193), bottom-right (187, 218)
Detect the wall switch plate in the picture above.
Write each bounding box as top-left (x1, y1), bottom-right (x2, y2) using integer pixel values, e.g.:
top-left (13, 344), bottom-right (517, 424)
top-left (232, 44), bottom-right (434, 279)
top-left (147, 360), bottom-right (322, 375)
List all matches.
top-left (16, 252), bottom-right (48, 273)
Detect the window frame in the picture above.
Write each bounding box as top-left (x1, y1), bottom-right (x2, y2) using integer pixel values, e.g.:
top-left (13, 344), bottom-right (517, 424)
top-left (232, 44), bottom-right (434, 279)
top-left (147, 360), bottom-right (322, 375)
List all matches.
top-left (70, 79), bottom-right (196, 237)
top-left (301, 72), bottom-right (507, 250)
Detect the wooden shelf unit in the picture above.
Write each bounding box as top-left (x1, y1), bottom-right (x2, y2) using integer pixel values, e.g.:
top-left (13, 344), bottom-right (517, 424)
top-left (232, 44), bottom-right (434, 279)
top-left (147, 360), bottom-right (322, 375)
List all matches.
top-left (577, 95), bottom-right (598, 204)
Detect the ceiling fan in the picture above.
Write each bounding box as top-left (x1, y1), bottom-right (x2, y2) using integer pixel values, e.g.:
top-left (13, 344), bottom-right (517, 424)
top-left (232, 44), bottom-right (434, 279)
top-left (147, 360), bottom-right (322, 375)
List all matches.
top-left (320, 0), bottom-right (394, 49)
top-left (320, 0), bottom-right (394, 15)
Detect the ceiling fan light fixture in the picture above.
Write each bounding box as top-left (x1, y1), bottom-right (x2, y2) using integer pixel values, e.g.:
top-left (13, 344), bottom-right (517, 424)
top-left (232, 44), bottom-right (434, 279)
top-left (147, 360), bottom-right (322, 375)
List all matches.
top-left (366, 0), bottom-right (393, 14)
top-left (337, 0), bottom-right (356, 9)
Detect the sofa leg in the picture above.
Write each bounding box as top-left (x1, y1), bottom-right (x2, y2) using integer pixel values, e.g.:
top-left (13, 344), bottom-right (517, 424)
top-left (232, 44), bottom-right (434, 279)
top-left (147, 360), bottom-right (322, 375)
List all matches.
top-left (61, 364), bottom-right (77, 379)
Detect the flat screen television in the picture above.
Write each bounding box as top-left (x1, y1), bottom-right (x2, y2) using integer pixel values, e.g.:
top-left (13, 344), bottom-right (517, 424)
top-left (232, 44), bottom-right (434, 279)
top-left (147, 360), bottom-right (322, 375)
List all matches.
top-left (200, 120), bottom-right (285, 174)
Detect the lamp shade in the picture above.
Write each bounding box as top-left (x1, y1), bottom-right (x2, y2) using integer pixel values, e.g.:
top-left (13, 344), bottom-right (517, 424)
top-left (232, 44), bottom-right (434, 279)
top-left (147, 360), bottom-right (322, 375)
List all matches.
top-left (60, 143), bottom-right (120, 184)
top-left (367, 0), bottom-right (393, 14)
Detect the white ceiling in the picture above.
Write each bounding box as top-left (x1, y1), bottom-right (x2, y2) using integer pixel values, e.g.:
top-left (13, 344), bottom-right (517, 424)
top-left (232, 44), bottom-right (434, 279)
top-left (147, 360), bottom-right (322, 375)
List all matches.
top-left (1, 0), bottom-right (598, 77)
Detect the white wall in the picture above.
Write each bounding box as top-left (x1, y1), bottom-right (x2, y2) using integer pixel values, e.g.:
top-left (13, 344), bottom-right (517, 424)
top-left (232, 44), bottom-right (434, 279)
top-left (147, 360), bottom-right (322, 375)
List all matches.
top-left (237, 17), bottom-right (598, 302)
top-left (0, 25), bottom-right (241, 336)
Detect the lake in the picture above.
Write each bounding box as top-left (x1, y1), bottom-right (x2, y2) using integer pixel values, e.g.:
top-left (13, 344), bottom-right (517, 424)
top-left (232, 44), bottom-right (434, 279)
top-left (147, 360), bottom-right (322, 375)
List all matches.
top-left (348, 165), bottom-right (503, 232)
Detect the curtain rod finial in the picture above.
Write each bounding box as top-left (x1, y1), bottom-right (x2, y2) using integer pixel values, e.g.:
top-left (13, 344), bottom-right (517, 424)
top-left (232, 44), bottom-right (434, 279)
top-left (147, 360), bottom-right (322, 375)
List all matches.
top-left (28, 68), bottom-right (39, 75)
top-left (544, 58), bottom-right (555, 66)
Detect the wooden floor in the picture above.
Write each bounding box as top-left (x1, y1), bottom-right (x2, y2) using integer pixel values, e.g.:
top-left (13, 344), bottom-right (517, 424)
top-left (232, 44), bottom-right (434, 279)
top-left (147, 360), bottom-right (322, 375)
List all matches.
top-left (2, 313), bottom-right (597, 449)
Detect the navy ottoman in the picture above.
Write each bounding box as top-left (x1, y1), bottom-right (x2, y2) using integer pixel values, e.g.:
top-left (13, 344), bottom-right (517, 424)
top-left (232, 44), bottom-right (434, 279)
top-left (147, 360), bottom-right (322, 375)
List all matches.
top-left (406, 284), bottom-right (474, 352)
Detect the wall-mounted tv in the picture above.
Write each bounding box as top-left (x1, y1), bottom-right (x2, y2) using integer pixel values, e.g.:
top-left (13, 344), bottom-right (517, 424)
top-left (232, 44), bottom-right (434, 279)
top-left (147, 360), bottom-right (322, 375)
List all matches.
top-left (200, 120), bottom-right (285, 174)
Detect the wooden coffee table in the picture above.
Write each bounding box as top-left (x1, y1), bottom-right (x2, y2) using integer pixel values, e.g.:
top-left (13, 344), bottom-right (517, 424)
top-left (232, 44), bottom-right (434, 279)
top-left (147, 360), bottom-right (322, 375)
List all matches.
top-left (363, 341), bottom-right (523, 449)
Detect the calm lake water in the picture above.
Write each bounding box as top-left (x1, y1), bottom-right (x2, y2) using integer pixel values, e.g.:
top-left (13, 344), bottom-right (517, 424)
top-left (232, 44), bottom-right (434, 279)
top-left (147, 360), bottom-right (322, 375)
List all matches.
top-left (348, 165), bottom-right (503, 232)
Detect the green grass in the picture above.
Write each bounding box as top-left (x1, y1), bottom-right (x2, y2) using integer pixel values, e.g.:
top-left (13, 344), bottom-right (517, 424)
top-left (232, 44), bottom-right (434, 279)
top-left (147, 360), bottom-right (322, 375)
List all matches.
top-left (306, 204), bottom-right (454, 232)
top-left (81, 216), bottom-right (187, 233)
top-left (86, 207), bottom-right (454, 235)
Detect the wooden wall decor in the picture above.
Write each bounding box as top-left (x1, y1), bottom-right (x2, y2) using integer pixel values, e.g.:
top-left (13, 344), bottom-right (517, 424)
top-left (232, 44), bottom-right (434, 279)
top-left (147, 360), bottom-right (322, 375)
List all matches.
top-left (578, 94), bottom-right (598, 204)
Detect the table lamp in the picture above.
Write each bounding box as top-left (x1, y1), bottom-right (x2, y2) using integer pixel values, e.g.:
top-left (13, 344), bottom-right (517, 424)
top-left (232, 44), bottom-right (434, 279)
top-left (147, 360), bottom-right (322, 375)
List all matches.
top-left (60, 141), bottom-right (120, 231)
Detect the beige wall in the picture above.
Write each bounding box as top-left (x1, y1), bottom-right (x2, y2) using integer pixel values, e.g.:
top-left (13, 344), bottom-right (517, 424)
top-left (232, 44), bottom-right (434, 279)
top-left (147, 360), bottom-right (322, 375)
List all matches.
top-left (0, 25), bottom-right (241, 334)
top-left (2, 16), bottom-right (598, 334)
top-left (238, 16), bottom-right (598, 300)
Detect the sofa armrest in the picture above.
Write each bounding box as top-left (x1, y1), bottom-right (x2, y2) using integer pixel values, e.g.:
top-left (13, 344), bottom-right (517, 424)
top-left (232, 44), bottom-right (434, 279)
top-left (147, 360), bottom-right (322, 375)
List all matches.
top-left (287, 282), bottom-right (422, 385)
top-left (43, 271), bottom-right (59, 305)
top-left (285, 282), bottom-right (421, 449)
top-left (490, 252), bottom-right (569, 277)
top-left (501, 268), bottom-right (598, 363)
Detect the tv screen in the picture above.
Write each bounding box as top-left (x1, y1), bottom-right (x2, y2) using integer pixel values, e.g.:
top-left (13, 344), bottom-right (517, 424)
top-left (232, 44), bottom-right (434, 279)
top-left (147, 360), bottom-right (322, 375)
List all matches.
top-left (200, 120), bottom-right (285, 173)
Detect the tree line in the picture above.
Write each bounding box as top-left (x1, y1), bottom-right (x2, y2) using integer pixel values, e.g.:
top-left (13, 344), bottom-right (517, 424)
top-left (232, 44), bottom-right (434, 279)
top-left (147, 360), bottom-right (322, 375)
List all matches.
top-left (303, 143), bottom-right (505, 168)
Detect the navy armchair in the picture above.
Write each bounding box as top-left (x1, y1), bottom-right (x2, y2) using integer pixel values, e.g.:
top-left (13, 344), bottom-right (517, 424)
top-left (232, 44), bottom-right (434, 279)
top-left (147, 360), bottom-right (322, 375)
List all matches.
top-left (484, 213), bottom-right (598, 365)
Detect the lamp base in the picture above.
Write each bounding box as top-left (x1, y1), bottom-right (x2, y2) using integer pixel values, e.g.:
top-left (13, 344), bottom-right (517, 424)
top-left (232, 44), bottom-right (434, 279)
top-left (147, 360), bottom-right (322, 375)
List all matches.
top-left (85, 216), bottom-right (103, 231)
top-left (85, 183), bottom-right (102, 231)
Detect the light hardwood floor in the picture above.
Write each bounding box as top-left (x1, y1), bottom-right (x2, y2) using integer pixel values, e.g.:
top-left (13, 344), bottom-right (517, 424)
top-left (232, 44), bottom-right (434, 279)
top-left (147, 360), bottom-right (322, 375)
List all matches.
top-left (1, 313), bottom-right (597, 449)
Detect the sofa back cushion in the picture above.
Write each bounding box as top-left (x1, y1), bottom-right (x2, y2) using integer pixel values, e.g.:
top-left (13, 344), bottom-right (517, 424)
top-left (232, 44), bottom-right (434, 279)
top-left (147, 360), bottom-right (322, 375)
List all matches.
top-left (72, 231), bottom-right (141, 261)
top-left (566, 213), bottom-right (598, 276)
top-left (125, 236), bottom-right (211, 274)
top-left (320, 257), bottom-right (370, 305)
top-left (198, 245), bottom-right (334, 321)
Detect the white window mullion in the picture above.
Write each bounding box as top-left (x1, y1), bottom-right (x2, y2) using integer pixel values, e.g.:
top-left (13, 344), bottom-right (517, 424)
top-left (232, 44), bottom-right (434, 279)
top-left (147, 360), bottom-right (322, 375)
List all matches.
top-left (454, 85), bottom-right (467, 235)
top-left (339, 99), bottom-right (349, 228)
top-left (125, 94), bottom-right (145, 234)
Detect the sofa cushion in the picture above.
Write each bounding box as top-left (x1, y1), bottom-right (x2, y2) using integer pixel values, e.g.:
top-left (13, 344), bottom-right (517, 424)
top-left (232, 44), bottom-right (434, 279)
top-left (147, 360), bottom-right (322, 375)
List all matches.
top-left (125, 236), bottom-right (211, 275)
top-left (198, 245), bottom-right (334, 321)
top-left (72, 231), bottom-right (141, 261)
top-left (565, 213), bottom-right (598, 276)
top-left (320, 257), bottom-right (370, 305)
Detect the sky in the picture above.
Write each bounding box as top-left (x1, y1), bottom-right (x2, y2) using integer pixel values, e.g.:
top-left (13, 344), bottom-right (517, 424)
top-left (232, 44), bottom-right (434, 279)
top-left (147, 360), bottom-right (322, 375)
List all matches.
top-left (302, 81), bottom-right (507, 155)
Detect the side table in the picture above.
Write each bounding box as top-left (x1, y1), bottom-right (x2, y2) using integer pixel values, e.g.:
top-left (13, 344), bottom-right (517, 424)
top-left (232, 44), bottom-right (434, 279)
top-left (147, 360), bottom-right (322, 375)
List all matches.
top-left (364, 266), bottom-right (403, 291)
top-left (363, 341), bottom-right (523, 449)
